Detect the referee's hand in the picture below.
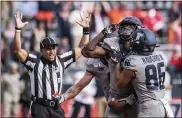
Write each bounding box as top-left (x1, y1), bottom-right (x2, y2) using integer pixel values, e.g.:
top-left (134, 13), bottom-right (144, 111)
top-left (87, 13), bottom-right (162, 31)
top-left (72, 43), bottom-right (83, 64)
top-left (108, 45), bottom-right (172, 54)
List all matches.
top-left (76, 11), bottom-right (91, 28)
top-left (14, 11), bottom-right (28, 29)
top-left (52, 93), bottom-right (65, 104)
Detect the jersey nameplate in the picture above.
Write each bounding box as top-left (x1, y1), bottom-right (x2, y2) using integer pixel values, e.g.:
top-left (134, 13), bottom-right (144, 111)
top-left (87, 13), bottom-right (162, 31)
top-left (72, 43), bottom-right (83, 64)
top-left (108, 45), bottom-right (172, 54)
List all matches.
top-left (141, 54), bottom-right (164, 64)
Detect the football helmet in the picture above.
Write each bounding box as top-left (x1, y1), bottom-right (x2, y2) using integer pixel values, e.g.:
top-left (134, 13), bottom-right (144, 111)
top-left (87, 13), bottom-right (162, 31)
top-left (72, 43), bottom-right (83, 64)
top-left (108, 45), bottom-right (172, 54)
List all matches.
top-left (118, 16), bottom-right (142, 40)
top-left (131, 28), bottom-right (157, 55)
top-left (118, 16), bottom-right (143, 52)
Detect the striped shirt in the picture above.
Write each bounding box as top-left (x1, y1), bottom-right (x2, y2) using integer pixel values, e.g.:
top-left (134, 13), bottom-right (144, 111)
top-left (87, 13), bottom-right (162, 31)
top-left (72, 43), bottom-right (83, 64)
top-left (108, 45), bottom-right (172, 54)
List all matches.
top-left (22, 49), bottom-right (75, 100)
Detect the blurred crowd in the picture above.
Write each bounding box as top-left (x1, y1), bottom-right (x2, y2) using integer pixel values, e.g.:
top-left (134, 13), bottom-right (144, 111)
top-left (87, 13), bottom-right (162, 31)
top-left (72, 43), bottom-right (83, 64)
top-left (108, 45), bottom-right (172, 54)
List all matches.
top-left (0, 1), bottom-right (181, 117)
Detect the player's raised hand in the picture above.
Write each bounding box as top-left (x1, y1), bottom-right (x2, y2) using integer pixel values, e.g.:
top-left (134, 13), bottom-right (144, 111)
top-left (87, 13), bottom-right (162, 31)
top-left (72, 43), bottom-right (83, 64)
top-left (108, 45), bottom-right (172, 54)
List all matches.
top-left (14, 11), bottom-right (28, 29)
top-left (76, 11), bottom-right (91, 28)
top-left (102, 24), bottom-right (119, 36)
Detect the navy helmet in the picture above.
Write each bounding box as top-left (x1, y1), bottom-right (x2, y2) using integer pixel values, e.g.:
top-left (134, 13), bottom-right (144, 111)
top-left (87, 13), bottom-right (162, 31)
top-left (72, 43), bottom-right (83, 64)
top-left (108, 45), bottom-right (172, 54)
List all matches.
top-left (131, 28), bottom-right (157, 55)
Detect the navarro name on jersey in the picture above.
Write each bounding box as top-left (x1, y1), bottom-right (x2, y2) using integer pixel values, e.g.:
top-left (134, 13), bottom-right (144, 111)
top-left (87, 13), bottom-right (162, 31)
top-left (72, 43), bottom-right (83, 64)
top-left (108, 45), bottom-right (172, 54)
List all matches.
top-left (141, 54), bottom-right (164, 64)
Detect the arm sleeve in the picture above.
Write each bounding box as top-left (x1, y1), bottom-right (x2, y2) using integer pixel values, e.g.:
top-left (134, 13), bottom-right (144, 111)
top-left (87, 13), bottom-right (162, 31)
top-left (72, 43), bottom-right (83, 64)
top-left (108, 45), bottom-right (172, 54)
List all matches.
top-left (85, 58), bottom-right (97, 75)
top-left (58, 49), bottom-right (76, 69)
top-left (85, 64), bottom-right (97, 76)
top-left (22, 53), bottom-right (38, 72)
top-left (101, 36), bottom-right (120, 52)
top-left (86, 69), bottom-right (96, 75)
top-left (100, 40), bottom-right (112, 51)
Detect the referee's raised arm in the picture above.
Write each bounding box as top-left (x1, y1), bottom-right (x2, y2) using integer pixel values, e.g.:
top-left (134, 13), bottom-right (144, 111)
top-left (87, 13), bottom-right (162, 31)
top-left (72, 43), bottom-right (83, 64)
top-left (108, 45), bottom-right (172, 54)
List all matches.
top-left (58, 11), bottom-right (91, 69)
top-left (74, 12), bottom-right (91, 60)
top-left (13, 11), bottom-right (28, 63)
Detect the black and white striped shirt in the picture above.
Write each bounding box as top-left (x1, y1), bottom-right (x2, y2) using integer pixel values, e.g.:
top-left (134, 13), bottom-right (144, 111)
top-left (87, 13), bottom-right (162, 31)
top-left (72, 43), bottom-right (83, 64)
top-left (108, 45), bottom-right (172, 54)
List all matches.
top-left (22, 49), bottom-right (75, 100)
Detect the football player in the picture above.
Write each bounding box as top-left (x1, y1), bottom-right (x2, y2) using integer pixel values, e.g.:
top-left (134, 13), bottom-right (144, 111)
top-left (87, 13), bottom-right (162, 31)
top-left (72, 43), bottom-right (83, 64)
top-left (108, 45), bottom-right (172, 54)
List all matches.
top-left (115, 28), bottom-right (174, 117)
top-left (57, 57), bottom-right (135, 117)
top-left (81, 16), bottom-right (142, 117)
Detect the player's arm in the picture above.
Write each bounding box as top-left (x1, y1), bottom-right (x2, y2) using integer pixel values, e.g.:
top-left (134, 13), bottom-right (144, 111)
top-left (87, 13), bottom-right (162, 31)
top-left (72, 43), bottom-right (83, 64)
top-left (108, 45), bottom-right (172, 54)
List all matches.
top-left (81, 32), bottom-right (106, 58)
top-left (13, 11), bottom-right (28, 62)
top-left (108, 94), bottom-right (135, 112)
top-left (81, 24), bottom-right (118, 58)
top-left (103, 76), bottom-right (110, 101)
top-left (115, 63), bottom-right (136, 88)
top-left (58, 71), bottom-right (94, 104)
top-left (74, 12), bottom-right (91, 60)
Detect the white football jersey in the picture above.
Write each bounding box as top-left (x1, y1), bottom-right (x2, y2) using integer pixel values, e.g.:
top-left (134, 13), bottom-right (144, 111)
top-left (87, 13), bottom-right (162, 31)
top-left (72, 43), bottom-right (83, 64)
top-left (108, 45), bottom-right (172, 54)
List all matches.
top-left (123, 51), bottom-right (168, 102)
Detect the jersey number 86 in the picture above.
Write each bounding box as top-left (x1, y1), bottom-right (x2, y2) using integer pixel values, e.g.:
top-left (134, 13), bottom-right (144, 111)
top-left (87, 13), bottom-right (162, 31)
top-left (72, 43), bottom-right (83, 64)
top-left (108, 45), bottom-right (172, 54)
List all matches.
top-left (145, 62), bottom-right (165, 91)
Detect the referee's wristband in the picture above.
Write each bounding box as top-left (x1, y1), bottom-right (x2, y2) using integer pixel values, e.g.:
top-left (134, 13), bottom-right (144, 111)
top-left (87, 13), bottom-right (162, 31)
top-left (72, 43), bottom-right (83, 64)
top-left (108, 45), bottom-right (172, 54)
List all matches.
top-left (15, 27), bottom-right (22, 30)
top-left (83, 27), bottom-right (89, 34)
top-left (15, 30), bottom-right (21, 33)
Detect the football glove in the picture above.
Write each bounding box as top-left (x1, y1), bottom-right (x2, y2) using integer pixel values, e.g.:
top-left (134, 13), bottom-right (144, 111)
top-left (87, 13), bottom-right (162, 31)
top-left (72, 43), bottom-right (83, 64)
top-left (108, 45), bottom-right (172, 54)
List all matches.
top-left (118, 94), bottom-right (136, 106)
top-left (102, 24), bottom-right (119, 37)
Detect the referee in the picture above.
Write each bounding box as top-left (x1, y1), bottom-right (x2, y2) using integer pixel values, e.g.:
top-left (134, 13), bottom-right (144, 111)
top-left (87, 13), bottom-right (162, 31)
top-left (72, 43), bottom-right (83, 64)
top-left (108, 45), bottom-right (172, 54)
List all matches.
top-left (13, 11), bottom-right (91, 118)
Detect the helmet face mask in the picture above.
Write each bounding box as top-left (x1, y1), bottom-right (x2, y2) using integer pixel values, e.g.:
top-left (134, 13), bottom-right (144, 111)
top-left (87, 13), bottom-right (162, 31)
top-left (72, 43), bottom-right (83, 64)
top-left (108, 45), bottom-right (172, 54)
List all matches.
top-left (119, 23), bottom-right (136, 36)
top-left (123, 40), bottom-right (132, 52)
top-left (119, 23), bottom-right (137, 40)
top-left (118, 16), bottom-right (143, 53)
top-left (119, 23), bottom-right (137, 52)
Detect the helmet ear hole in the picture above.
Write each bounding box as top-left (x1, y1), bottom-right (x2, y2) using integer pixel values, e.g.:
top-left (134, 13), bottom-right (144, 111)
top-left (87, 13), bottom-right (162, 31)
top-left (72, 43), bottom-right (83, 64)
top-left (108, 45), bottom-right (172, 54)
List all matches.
top-left (148, 46), bottom-right (155, 52)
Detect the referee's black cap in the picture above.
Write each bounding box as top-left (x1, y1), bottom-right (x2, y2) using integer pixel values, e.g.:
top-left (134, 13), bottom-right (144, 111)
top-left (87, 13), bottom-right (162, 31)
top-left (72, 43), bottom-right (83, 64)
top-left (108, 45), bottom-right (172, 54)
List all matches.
top-left (40, 37), bottom-right (58, 48)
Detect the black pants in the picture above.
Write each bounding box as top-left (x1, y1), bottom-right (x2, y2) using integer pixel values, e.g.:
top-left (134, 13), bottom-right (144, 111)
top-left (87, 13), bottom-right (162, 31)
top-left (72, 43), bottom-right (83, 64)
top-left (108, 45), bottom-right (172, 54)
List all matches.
top-left (71, 101), bottom-right (91, 118)
top-left (22, 102), bottom-right (30, 118)
top-left (31, 102), bottom-right (65, 118)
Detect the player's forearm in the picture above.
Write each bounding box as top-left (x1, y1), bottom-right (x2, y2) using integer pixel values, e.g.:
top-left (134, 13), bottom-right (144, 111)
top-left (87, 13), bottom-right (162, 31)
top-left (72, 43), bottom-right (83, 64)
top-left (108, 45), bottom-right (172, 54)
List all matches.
top-left (81, 49), bottom-right (102, 58)
top-left (60, 72), bottom-right (94, 103)
top-left (116, 72), bottom-right (130, 88)
top-left (116, 77), bottom-right (125, 88)
top-left (64, 76), bottom-right (92, 100)
top-left (83, 32), bottom-right (104, 51)
top-left (63, 85), bottom-right (83, 101)
top-left (115, 63), bottom-right (122, 87)
top-left (14, 31), bottom-right (22, 53)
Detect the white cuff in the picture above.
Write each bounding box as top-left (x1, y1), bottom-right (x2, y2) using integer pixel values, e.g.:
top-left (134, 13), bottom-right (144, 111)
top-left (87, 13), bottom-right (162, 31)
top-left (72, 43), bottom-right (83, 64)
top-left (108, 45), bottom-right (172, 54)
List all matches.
top-left (59, 94), bottom-right (65, 104)
top-left (15, 30), bottom-right (21, 32)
